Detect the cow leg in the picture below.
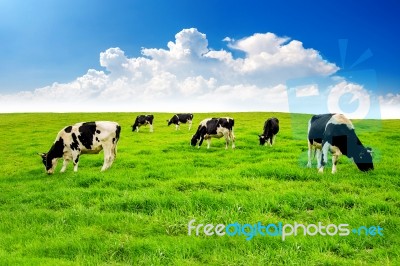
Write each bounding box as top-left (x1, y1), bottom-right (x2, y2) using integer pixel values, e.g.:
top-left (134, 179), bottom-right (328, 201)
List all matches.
top-left (60, 159), bottom-right (70, 173)
top-left (272, 135), bottom-right (276, 146)
top-left (109, 144), bottom-right (117, 168)
top-left (101, 144), bottom-right (113, 171)
top-left (136, 126), bottom-right (140, 132)
top-left (104, 144), bottom-right (117, 170)
top-left (73, 155), bottom-right (80, 172)
top-left (316, 149), bottom-right (322, 169)
top-left (103, 143), bottom-right (117, 171)
top-left (207, 138), bottom-right (212, 149)
top-left (61, 153), bottom-right (73, 172)
top-left (307, 141), bottom-right (313, 168)
top-left (150, 124), bottom-right (154, 132)
top-left (188, 120), bottom-right (192, 131)
top-left (224, 133), bottom-right (229, 149)
top-left (331, 147), bottom-right (341, 174)
top-left (332, 154), bottom-right (338, 174)
top-left (175, 124), bottom-right (179, 130)
top-left (71, 152), bottom-right (80, 172)
top-left (230, 130), bottom-right (236, 149)
top-left (319, 142), bottom-right (330, 173)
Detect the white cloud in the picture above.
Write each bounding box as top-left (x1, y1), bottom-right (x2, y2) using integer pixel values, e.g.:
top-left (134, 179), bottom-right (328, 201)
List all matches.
top-left (379, 93), bottom-right (400, 119)
top-left (142, 28), bottom-right (208, 60)
top-left (226, 33), bottom-right (339, 78)
top-left (100, 47), bottom-right (129, 74)
top-left (0, 28), bottom-right (398, 118)
top-left (295, 84), bottom-right (319, 97)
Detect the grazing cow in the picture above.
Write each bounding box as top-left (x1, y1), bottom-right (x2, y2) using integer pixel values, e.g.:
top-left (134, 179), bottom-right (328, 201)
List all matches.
top-left (259, 117), bottom-right (279, 146)
top-left (39, 121), bottom-right (121, 174)
top-left (132, 115), bottom-right (154, 132)
top-left (191, 117), bottom-right (235, 149)
top-left (307, 113), bottom-right (373, 173)
top-left (167, 113), bottom-right (194, 130)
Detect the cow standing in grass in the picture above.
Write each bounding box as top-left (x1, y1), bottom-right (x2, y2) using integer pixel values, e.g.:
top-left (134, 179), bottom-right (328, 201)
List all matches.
top-left (167, 113), bottom-right (194, 130)
top-left (191, 117), bottom-right (235, 149)
top-left (307, 113), bottom-right (373, 173)
top-left (132, 115), bottom-right (154, 132)
top-left (39, 121), bottom-right (121, 174)
top-left (259, 117), bottom-right (279, 146)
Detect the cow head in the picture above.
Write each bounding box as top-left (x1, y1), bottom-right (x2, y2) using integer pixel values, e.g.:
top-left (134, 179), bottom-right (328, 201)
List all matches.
top-left (258, 135), bottom-right (266, 145)
top-left (354, 147), bottom-right (374, 172)
top-left (131, 123), bottom-right (138, 132)
top-left (167, 119), bottom-right (172, 126)
top-left (38, 152), bottom-right (58, 174)
top-left (191, 134), bottom-right (199, 146)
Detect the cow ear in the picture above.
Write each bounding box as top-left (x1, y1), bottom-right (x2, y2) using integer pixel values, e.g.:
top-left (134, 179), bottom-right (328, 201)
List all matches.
top-left (37, 152), bottom-right (46, 158)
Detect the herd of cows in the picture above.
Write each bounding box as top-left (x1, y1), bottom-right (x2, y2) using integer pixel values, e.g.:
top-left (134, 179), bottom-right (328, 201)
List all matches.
top-left (38, 113), bottom-right (374, 175)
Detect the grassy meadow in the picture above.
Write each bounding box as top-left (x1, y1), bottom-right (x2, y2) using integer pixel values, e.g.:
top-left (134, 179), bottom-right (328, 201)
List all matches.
top-left (0, 112), bottom-right (399, 265)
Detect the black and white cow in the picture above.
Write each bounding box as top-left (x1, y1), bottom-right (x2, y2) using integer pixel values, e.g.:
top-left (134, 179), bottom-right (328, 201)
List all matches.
top-left (167, 113), bottom-right (194, 130)
top-left (131, 115), bottom-right (154, 132)
top-left (39, 121), bottom-right (121, 174)
top-left (259, 117), bottom-right (279, 146)
top-left (191, 117), bottom-right (235, 149)
top-left (307, 113), bottom-right (373, 173)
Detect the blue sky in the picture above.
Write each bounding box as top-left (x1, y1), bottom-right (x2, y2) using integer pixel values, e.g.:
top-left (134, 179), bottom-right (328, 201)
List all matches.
top-left (0, 0), bottom-right (399, 117)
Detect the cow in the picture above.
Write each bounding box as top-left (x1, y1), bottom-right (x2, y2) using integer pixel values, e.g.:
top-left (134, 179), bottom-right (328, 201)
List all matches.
top-left (259, 117), bottom-right (279, 146)
top-left (167, 113), bottom-right (194, 130)
top-left (191, 117), bottom-right (235, 149)
top-left (38, 121), bottom-right (121, 174)
top-left (131, 115), bottom-right (154, 132)
top-left (307, 113), bottom-right (373, 173)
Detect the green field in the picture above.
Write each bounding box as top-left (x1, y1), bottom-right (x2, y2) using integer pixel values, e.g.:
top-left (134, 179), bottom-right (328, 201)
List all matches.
top-left (0, 112), bottom-right (399, 265)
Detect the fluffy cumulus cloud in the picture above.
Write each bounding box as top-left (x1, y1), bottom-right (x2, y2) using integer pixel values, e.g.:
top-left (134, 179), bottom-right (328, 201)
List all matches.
top-left (0, 28), bottom-right (397, 117)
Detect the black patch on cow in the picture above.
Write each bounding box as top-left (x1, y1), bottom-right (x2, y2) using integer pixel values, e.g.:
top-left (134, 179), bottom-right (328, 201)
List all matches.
top-left (116, 125), bottom-right (121, 140)
top-left (191, 124), bottom-right (204, 146)
top-left (96, 130), bottom-right (101, 134)
top-left (321, 152), bottom-right (326, 167)
top-left (217, 118), bottom-right (234, 131)
top-left (324, 123), bottom-right (359, 157)
top-left (113, 125), bottom-right (121, 143)
top-left (191, 121), bottom-right (211, 146)
top-left (325, 123), bottom-right (373, 171)
top-left (45, 137), bottom-right (65, 170)
top-left (205, 119), bottom-right (220, 135)
top-left (96, 137), bottom-right (99, 142)
top-left (74, 155), bottom-right (80, 164)
top-left (308, 114), bottom-right (335, 144)
top-left (78, 122), bottom-right (96, 149)
top-left (64, 126), bottom-right (72, 133)
top-left (70, 133), bottom-right (79, 151)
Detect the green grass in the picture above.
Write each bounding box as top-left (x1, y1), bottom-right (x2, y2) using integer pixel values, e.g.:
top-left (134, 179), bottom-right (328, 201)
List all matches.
top-left (0, 112), bottom-right (399, 265)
